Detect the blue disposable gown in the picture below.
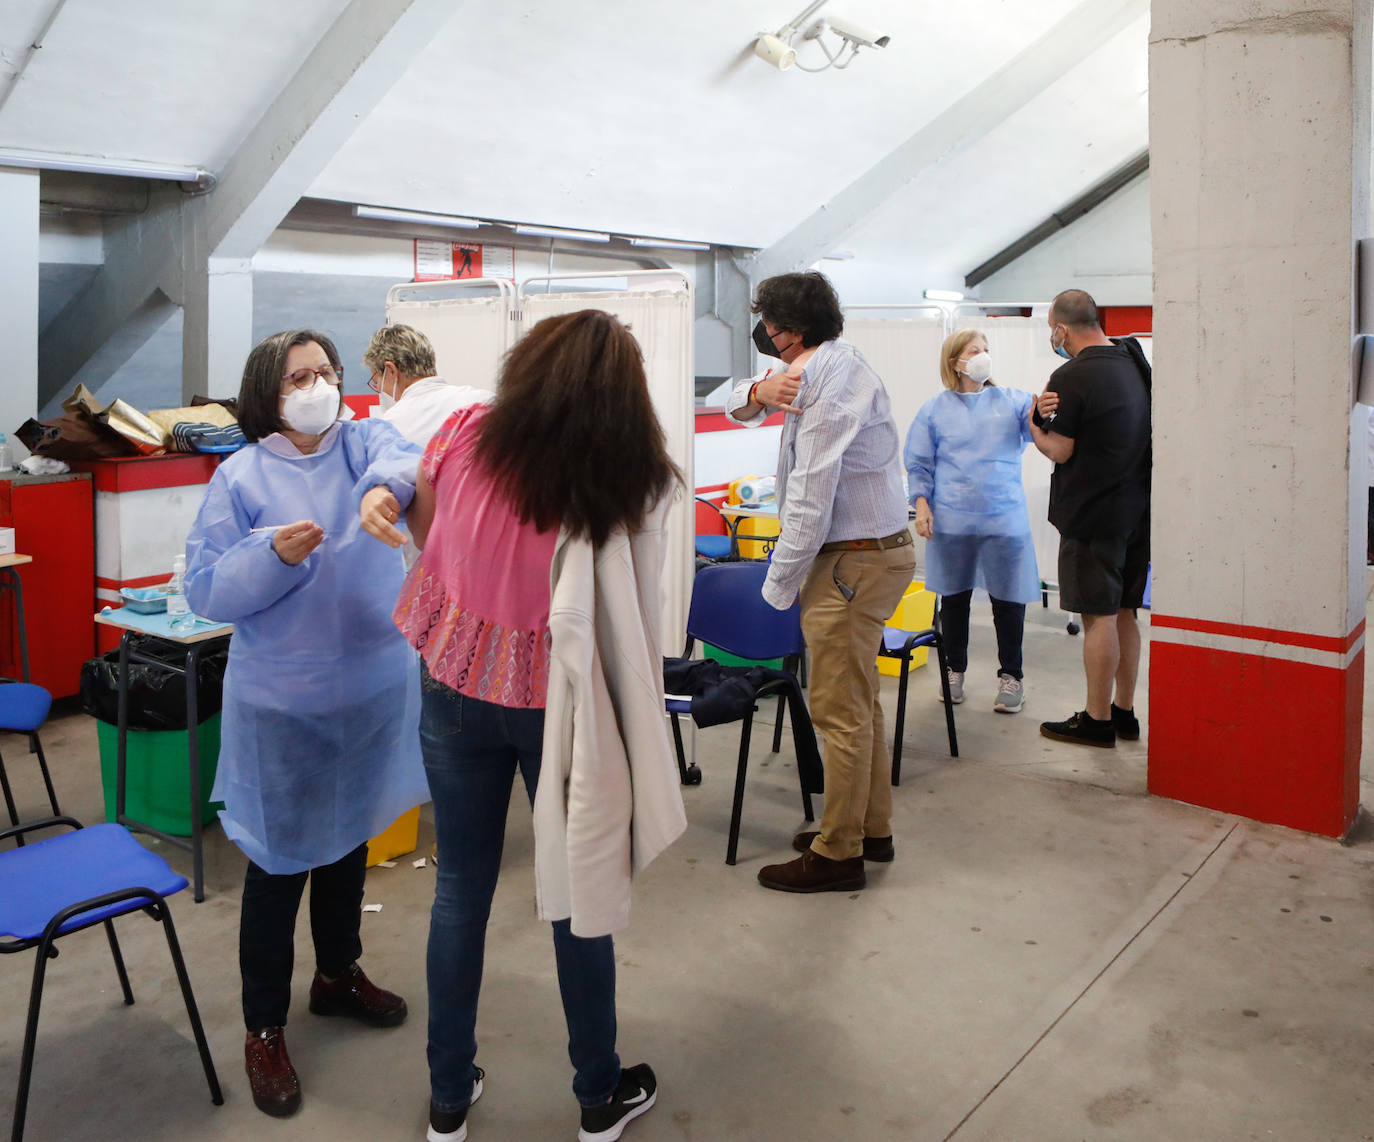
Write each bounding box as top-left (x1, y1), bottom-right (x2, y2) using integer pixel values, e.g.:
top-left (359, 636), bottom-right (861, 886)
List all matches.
top-left (904, 386), bottom-right (1040, 604)
top-left (185, 419), bottom-right (430, 875)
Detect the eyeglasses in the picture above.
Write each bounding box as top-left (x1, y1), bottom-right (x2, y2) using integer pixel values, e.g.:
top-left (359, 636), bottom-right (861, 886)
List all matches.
top-left (280, 364), bottom-right (342, 392)
top-left (366, 370), bottom-right (383, 394)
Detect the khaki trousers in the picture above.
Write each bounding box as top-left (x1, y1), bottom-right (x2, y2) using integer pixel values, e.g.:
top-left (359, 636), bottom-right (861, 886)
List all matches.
top-left (801, 543), bottom-right (916, 861)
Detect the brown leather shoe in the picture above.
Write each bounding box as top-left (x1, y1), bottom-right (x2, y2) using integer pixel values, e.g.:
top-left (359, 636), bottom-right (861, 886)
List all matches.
top-left (308, 962), bottom-right (408, 1027)
top-left (792, 831), bottom-right (894, 862)
top-left (758, 849), bottom-right (866, 893)
top-left (245, 1026), bottom-right (301, 1117)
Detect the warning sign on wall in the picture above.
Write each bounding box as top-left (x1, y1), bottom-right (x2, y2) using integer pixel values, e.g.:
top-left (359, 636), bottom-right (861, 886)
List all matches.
top-left (413, 240), bottom-right (516, 282)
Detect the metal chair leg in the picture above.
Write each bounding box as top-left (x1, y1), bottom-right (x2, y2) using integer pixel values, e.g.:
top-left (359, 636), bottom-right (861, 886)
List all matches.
top-left (103, 919), bottom-right (134, 1006)
top-left (669, 712), bottom-right (700, 785)
top-left (771, 694), bottom-right (786, 753)
top-left (936, 640), bottom-right (959, 758)
top-left (725, 709), bottom-right (755, 866)
top-left (30, 734), bottom-right (60, 818)
top-left (0, 750), bottom-right (23, 845)
top-left (13, 935), bottom-right (55, 1142)
top-left (155, 902), bottom-right (224, 1106)
top-left (891, 652), bottom-right (911, 787)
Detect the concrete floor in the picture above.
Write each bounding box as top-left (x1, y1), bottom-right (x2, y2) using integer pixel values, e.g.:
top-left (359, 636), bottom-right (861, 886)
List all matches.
top-left (3, 603), bottom-right (1374, 1141)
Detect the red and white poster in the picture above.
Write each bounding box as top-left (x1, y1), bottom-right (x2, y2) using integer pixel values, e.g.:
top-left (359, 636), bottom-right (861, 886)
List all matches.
top-left (413, 240), bottom-right (515, 282)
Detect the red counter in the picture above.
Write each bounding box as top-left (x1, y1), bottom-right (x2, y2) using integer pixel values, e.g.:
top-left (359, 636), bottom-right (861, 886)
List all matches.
top-left (0, 473), bottom-right (95, 697)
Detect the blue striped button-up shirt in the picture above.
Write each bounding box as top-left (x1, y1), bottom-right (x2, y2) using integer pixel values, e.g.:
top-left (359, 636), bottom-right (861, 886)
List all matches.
top-left (726, 339), bottom-right (909, 610)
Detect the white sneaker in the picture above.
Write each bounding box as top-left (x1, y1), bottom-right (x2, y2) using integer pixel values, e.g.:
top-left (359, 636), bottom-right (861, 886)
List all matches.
top-left (938, 669), bottom-right (964, 704)
top-left (994, 673), bottom-right (1024, 714)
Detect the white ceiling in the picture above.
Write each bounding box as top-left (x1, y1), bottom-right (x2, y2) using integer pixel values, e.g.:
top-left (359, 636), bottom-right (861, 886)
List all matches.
top-left (2, 0), bottom-right (1150, 280)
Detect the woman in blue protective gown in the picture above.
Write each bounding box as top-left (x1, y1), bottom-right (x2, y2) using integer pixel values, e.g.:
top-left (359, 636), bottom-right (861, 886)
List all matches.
top-left (904, 329), bottom-right (1040, 714)
top-left (185, 329), bottom-right (429, 1119)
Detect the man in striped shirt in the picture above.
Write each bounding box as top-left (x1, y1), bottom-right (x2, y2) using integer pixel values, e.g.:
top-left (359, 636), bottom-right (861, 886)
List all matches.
top-left (727, 272), bottom-right (915, 893)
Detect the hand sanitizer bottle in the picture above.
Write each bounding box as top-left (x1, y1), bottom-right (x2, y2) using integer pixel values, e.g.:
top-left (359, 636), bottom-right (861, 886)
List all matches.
top-left (167, 554), bottom-right (195, 632)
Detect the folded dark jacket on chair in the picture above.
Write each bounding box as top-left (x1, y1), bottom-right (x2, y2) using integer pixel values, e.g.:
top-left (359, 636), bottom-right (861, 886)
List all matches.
top-left (663, 656), bottom-right (823, 794)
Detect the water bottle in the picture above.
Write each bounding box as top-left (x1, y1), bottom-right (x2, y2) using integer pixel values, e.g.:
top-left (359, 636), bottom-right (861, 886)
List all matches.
top-left (167, 554), bottom-right (194, 633)
top-left (0, 433), bottom-right (12, 472)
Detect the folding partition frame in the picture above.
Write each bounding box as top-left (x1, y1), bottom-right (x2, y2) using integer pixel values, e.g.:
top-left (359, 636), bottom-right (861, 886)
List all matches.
top-left (518, 270), bottom-right (695, 652)
top-left (842, 305), bottom-right (949, 449)
top-left (384, 278), bottom-right (518, 393)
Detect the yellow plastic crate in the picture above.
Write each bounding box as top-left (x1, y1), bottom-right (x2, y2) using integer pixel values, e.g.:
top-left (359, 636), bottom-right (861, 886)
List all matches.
top-left (736, 515), bottom-right (781, 560)
top-left (366, 806), bottom-right (421, 867)
top-left (878, 580), bottom-right (936, 677)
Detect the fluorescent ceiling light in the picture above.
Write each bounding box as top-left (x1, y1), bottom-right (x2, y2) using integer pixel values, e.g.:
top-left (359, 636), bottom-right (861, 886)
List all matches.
top-left (822, 250), bottom-right (856, 261)
top-left (513, 224), bottom-right (611, 243)
top-left (924, 288), bottom-right (966, 302)
top-left (0, 147), bottom-right (208, 183)
top-left (626, 237), bottom-right (711, 251)
top-left (353, 205), bottom-right (481, 230)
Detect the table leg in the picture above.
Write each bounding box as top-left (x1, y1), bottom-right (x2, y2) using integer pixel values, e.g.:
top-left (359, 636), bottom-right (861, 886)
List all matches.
top-left (115, 634), bottom-right (130, 823)
top-left (185, 644), bottom-right (204, 903)
top-left (1, 568), bottom-right (31, 683)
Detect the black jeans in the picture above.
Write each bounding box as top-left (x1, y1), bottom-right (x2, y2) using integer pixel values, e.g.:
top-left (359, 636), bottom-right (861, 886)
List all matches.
top-left (939, 590), bottom-right (1025, 680)
top-left (240, 842), bottom-right (368, 1031)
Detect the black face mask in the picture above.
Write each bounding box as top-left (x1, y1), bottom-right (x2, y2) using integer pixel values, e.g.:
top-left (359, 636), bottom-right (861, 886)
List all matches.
top-left (752, 319), bottom-right (785, 359)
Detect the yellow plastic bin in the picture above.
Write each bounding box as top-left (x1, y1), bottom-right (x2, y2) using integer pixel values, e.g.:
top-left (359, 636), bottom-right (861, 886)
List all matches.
top-left (735, 515), bottom-right (781, 560)
top-left (366, 806), bottom-right (421, 867)
top-left (877, 580), bottom-right (937, 677)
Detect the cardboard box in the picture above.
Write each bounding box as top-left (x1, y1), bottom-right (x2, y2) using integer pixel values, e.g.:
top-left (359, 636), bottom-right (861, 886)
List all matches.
top-left (0, 527), bottom-right (13, 555)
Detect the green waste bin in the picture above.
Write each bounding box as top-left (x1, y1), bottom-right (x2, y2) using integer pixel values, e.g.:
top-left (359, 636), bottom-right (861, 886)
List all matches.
top-left (97, 714), bottom-right (225, 836)
top-left (702, 644), bottom-right (784, 670)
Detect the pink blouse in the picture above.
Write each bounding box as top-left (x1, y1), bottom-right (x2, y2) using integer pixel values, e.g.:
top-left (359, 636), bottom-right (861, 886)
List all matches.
top-left (394, 405), bottom-right (557, 708)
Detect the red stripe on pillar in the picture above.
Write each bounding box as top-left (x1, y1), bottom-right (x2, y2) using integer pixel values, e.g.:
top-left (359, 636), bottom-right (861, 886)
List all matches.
top-left (1148, 642), bottom-right (1362, 837)
top-left (1150, 613), bottom-right (1363, 654)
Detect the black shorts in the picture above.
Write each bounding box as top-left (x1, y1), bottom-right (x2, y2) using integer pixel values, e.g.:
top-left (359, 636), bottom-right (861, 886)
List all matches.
top-left (1058, 518), bottom-right (1149, 616)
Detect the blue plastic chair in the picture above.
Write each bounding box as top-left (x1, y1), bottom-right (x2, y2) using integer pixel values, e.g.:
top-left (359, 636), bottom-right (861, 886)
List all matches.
top-left (878, 610), bottom-right (959, 787)
top-left (0, 818), bottom-right (223, 1141)
top-left (693, 496), bottom-right (742, 563)
top-left (0, 682), bottom-right (61, 842)
top-left (667, 561), bottom-right (812, 864)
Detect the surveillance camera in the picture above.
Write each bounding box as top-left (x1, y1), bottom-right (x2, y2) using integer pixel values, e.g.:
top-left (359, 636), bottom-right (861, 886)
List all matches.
top-left (826, 17), bottom-right (891, 49)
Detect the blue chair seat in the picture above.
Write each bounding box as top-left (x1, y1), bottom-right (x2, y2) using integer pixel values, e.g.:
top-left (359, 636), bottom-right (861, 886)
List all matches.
top-left (0, 823), bottom-right (187, 941)
top-left (881, 626), bottom-right (938, 655)
top-left (665, 697), bottom-right (692, 715)
top-left (0, 683), bottom-right (52, 733)
top-left (1, 819), bottom-right (221, 1141)
top-left (695, 534), bottom-right (734, 560)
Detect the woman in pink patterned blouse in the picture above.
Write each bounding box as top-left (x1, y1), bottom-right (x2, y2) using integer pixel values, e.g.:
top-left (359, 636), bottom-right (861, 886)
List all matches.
top-left (388, 310), bottom-right (679, 1142)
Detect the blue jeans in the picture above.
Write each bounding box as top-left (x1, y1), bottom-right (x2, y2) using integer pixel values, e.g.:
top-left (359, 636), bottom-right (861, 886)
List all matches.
top-left (421, 681), bottom-right (621, 1113)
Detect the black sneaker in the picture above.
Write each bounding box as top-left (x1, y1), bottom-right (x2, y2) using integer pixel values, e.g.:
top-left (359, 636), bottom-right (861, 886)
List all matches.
top-left (578, 1063), bottom-right (657, 1142)
top-left (427, 1066), bottom-right (484, 1142)
top-left (1111, 703), bottom-right (1140, 741)
top-left (1040, 710), bottom-right (1116, 748)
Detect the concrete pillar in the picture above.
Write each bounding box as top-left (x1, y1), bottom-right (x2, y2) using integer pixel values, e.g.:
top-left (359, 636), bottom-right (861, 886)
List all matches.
top-left (1148, 0), bottom-right (1372, 836)
top-left (181, 256), bottom-right (254, 403)
top-left (0, 168), bottom-right (40, 451)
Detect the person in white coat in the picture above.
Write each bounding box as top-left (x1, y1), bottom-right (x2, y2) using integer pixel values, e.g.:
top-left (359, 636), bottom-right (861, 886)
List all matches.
top-left (364, 324), bottom-right (491, 569)
top-left (374, 309), bottom-right (684, 1142)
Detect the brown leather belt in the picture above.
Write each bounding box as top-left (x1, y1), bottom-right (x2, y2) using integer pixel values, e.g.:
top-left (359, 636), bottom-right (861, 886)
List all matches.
top-left (819, 529), bottom-right (912, 555)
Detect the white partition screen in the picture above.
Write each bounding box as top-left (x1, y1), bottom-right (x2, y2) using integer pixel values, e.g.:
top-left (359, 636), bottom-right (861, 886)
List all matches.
top-left (843, 308), bottom-right (949, 450)
top-left (385, 278), bottom-right (517, 393)
top-left (519, 271), bottom-right (695, 650)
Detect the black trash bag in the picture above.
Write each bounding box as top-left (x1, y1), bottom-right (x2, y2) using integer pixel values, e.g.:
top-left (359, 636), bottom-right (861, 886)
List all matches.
top-left (80, 641), bottom-right (229, 730)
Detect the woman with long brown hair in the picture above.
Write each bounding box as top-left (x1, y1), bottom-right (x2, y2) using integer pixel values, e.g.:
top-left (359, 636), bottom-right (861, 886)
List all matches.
top-left (377, 309), bottom-right (684, 1142)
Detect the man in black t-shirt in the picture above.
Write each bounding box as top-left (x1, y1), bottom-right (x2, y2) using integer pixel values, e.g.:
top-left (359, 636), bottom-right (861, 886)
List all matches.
top-left (1028, 289), bottom-right (1151, 748)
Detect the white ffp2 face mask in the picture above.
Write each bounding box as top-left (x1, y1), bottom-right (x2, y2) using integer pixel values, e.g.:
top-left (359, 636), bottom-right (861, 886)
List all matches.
top-left (964, 352), bottom-right (993, 383)
top-left (281, 379), bottom-right (339, 436)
